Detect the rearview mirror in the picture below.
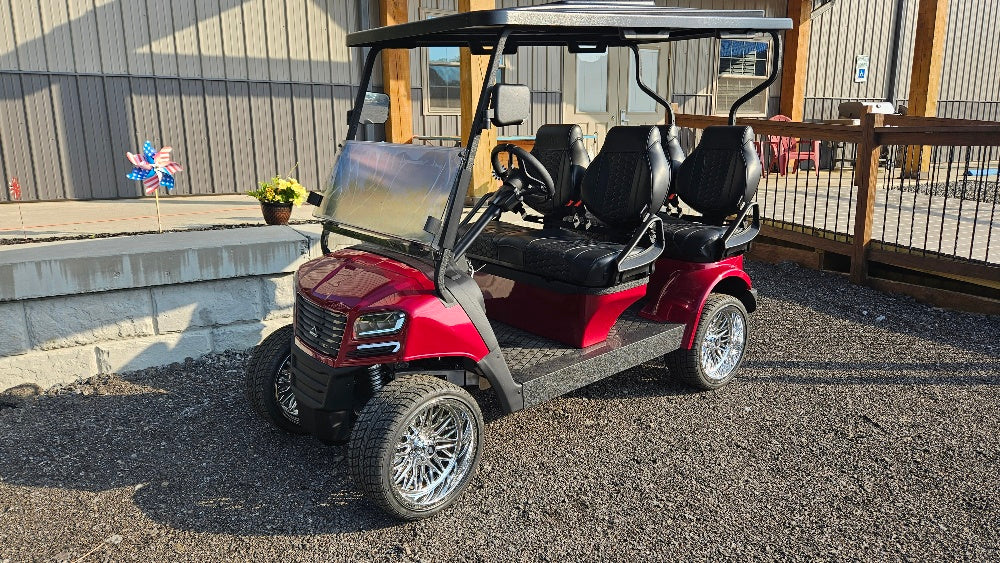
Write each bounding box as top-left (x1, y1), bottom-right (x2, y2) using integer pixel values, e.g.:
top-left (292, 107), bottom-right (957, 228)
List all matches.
top-left (490, 84), bottom-right (530, 127)
top-left (359, 92), bottom-right (390, 125)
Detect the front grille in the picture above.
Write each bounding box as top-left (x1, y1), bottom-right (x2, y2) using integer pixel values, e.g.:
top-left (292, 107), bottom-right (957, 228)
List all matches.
top-left (295, 294), bottom-right (348, 359)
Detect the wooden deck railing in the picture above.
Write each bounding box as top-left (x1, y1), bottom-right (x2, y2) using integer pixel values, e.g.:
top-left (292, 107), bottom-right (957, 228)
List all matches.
top-left (677, 112), bottom-right (1000, 313)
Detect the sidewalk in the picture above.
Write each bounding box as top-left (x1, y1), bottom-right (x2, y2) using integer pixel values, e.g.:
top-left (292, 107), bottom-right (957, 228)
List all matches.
top-left (0, 195), bottom-right (319, 243)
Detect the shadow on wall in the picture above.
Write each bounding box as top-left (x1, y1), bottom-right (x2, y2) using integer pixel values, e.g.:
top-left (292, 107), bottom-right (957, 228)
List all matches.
top-left (0, 0), bottom-right (359, 202)
top-left (0, 271), bottom-right (295, 392)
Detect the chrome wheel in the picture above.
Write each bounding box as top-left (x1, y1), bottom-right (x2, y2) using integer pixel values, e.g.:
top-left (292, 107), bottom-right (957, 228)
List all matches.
top-left (273, 356), bottom-right (299, 424)
top-left (391, 398), bottom-right (477, 512)
top-left (700, 306), bottom-right (746, 382)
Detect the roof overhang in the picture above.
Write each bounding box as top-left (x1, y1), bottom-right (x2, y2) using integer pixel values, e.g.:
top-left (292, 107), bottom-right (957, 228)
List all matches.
top-left (348, 1), bottom-right (793, 49)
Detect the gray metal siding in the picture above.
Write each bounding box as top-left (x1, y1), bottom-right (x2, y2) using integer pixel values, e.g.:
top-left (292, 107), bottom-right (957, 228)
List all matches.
top-left (666, 0), bottom-right (786, 117)
top-left (408, 0), bottom-right (563, 141)
top-left (0, 0), bottom-right (364, 202)
top-left (804, 0), bottom-right (1000, 121)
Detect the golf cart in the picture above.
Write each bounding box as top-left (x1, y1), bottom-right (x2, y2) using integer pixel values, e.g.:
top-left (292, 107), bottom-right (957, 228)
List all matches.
top-left (246, 1), bottom-right (791, 520)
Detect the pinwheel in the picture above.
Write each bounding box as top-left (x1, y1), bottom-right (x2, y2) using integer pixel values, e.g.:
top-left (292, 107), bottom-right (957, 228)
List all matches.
top-left (126, 141), bottom-right (183, 195)
top-left (125, 141), bottom-right (183, 233)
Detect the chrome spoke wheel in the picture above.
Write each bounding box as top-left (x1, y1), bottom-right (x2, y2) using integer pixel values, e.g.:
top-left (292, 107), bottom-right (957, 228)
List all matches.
top-left (699, 306), bottom-right (746, 382)
top-left (273, 356), bottom-right (299, 423)
top-left (390, 399), bottom-right (477, 512)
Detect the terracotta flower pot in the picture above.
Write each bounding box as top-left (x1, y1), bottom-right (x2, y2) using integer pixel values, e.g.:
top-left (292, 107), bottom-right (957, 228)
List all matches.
top-left (260, 202), bottom-right (293, 225)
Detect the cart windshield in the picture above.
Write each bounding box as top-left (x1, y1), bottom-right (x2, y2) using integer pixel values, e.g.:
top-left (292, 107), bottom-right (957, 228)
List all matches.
top-left (315, 141), bottom-right (464, 246)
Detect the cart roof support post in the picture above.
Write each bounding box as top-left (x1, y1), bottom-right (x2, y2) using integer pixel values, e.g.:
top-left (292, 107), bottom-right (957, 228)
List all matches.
top-left (779, 0), bottom-right (811, 122)
top-left (460, 0), bottom-right (499, 201)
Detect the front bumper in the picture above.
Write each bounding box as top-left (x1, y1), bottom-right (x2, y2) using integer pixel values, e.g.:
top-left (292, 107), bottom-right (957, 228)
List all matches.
top-left (289, 343), bottom-right (358, 443)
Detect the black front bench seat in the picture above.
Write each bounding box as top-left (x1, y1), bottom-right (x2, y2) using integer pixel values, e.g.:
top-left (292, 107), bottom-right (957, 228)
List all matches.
top-left (467, 123), bottom-right (590, 263)
top-left (660, 125), bottom-right (762, 263)
top-left (470, 126), bottom-right (670, 288)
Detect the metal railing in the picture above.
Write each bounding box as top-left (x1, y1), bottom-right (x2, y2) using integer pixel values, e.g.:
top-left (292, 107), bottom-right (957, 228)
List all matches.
top-left (677, 112), bottom-right (1000, 311)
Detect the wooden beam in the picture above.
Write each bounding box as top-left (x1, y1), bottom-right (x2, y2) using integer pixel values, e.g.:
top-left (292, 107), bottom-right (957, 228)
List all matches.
top-left (850, 110), bottom-right (886, 284)
top-left (460, 0), bottom-right (498, 200)
top-left (380, 0), bottom-right (413, 144)
top-left (903, 0), bottom-right (948, 177)
top-left (778, 0), bottom-right (811, 121)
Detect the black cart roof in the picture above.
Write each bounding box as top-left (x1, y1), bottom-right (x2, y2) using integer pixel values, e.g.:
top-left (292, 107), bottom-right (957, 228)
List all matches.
top-left (348, 0), bottom-right (792, 49)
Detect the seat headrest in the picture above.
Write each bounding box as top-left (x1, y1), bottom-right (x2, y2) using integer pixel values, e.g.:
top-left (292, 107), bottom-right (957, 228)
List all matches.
top-left (602, 125), bottom-right (662, 152)
top-left (675, 125), bottom-right (760, 223)
top-left (580, 125), bottom-right (670, 230)
top-left (524, 124), bottom-right (591, 218)
top-left (533, 124), bottom-right (585, 152)
top-left (697, 125), bottom-right (756, 150)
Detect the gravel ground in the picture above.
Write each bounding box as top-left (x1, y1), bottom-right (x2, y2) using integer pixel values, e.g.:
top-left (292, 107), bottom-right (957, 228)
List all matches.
top-left (1, 260), bottom-right (998, 562)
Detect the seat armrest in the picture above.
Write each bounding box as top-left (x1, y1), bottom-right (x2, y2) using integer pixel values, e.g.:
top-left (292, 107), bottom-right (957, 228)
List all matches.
top-left (721, 202), bottom-right (760, 251)
top-left (615, 216), bottom-right (665, 272)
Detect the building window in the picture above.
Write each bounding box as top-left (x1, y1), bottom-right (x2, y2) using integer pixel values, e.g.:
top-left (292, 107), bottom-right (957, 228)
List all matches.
top-left (716, 39), bottom-right (770, 117)
top-left (719, 40), bottom-right (768, 78)
top-left (813, 0), bottom-right (835, 10)
top-left (427, 45), bottom-right (461, 112)
top-left (422, 10), bottom-right (507, 114)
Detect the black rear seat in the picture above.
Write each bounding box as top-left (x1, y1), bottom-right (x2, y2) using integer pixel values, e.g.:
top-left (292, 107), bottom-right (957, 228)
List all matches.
top-left (469, 126), bottom-right (670, 288)
top-left (659, 125), bottom-right (762, 262)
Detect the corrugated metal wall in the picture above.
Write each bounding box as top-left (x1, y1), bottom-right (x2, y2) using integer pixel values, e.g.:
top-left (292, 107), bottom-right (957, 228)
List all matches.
top-left (937, 0), bottom-right (1000, 121)
top-left (804, 0), bottom-right (1000, 121)
top-left (666, 0), bottom-right (787, 117)
top-left (0, 0), bottom-right (364, 202)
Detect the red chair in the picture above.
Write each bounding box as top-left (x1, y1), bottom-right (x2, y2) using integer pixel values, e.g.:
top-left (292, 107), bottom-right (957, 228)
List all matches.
top-left (766, 114), bottom-right (820, 176)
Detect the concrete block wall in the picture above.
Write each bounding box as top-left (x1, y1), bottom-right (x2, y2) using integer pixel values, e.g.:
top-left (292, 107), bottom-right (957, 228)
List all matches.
top-left (0, 224), bottom-right (346, 393)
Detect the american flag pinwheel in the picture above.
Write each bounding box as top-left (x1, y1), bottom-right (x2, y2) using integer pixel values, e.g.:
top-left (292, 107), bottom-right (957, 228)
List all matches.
top-left (126, 141), bottom-right (183, 195)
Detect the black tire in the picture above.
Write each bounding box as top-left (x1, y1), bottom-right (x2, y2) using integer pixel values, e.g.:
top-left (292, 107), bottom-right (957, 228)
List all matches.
top-left (245, 324), bottom-right (306, 434)
top-left (348, 374), bottom-right (484, 521)
top-left (666, 293), bottom-right (749, 390)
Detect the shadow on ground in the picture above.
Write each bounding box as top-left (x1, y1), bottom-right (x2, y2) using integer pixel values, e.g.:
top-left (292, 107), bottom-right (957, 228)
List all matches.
top-left (0, 260), bottom-right (997, 542)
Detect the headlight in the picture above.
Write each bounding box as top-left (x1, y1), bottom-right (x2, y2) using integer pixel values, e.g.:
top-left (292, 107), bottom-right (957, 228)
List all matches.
top-left (353, 311), bottom-right (406, 338)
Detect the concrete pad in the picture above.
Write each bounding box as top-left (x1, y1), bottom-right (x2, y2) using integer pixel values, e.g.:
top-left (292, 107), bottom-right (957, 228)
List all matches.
top-left (0, 226), bottom-right (310, 302)
top-left (0, 194), bottom-right (318, 242)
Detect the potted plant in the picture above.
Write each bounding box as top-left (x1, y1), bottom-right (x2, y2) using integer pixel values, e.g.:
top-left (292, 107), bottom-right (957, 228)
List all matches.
top-left (247, 171), bottom-right (308, 225)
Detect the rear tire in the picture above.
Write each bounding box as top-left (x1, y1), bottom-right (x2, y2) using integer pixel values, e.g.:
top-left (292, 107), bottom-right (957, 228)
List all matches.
top-left (667, 293), bottom-right (749, 390)
top-left (245, 324), bottom-right (306, 434)
top-left (348, 374), bottom-right (483, 521)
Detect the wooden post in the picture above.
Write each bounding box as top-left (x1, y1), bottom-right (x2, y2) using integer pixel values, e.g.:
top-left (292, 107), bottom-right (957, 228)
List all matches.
top-left (903, 0), bottom-right (948, 177)
top-left (380, 0), bottom-right (413, 144)
top-left (459, 0), bottom-right (498, 200)
top-left (779, 0), bottom-right (811, 121)
top-left (850, 109), bottom-right (886, 284)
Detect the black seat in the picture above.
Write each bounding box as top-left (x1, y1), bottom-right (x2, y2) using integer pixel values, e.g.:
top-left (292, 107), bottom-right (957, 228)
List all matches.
top-left (467, 124), bottom-right (590, 264)
top-left (660, 125), bottom-right (762, 263)
top-left (470, 126), bottom-right (670, 288)
top-left (522, 124), bottom-right (590, 223)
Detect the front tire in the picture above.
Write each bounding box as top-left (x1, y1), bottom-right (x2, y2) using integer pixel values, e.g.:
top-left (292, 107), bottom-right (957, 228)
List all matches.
top-left (667, 293), bottom-right (749, 390)
top-left (348, 374), bottom-right (483, 520)
top-left (245, 324), bottom-right (306, 434)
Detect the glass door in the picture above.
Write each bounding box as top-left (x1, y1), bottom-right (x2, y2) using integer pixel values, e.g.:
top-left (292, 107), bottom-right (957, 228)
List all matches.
top-left (563, 47), bottom-right (671, 154)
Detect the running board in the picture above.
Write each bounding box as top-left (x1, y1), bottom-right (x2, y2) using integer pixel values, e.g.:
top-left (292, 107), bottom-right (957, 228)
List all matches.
top-left (491, 307), bottom-right (685, 408)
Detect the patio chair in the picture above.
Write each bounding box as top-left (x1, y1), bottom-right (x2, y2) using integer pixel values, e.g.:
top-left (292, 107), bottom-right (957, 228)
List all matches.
top-left (766, 114), bottom-right (820, 176)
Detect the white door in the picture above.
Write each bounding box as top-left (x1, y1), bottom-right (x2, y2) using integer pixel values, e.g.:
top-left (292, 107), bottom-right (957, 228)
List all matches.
top-left (563, 47), bottom-right (671, 154)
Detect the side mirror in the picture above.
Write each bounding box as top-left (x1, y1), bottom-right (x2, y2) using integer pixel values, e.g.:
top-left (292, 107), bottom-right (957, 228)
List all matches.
top-left (359, 92), bottom-right (390, 125)
top-left (490, 84), bottom-right (530, 127)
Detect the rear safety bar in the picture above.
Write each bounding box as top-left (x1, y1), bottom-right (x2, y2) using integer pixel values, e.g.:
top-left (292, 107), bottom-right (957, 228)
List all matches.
top-left (615, 215), bottom-right (665, 273)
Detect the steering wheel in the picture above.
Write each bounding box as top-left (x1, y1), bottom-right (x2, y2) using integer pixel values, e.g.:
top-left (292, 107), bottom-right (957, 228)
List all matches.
top-left (490, 144), bottom-right (555, 201)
